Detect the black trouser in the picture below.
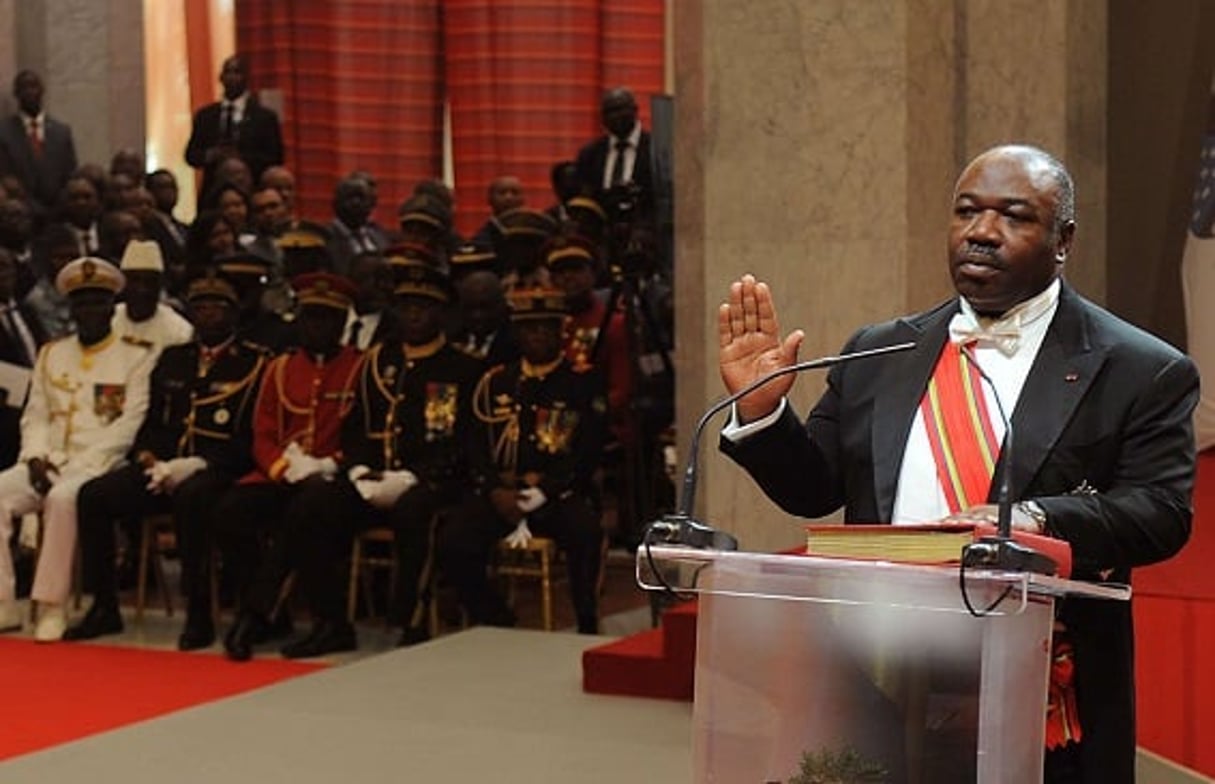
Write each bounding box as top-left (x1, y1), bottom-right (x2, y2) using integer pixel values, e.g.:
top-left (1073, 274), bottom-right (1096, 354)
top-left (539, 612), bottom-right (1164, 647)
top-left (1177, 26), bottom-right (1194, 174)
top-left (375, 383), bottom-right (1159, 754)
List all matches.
top-left (76, 464), bottom-right (233, 610)
top-left (291, 477), bottom-right (445, 630)
top-left (212, 480), bottom-right (307, 620)
top-left (437, 492), bottom-right (603, 631)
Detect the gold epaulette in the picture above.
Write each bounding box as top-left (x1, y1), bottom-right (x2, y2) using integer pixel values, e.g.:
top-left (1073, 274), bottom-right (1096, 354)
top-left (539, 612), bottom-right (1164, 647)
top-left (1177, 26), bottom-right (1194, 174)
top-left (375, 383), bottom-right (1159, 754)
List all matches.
top-left (240, 339), bottom-right (273, 356)
top-left (121, 335), bottom-right (154, 349)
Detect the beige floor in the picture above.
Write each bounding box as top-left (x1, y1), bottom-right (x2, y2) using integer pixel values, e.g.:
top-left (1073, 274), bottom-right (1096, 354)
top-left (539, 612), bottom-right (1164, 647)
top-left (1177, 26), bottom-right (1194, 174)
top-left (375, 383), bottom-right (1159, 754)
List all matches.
top-left (0, 627), bottom-right (693, 783)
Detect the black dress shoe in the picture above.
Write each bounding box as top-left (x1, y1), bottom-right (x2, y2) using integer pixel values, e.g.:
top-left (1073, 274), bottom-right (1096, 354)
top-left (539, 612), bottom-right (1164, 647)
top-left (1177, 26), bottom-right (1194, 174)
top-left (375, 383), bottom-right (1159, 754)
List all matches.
top-left (280, 621), bottom-right (357, 659)
top-left (223, 613), bottom-right (267, 662)
top-left (177, 615), bottom-right (216, 651)
top-left (62, 603), bottom-right (123, 641)
top-left (252, 609), bottom-right (293, 644)
top-left (396, 625), bottom-right (430, 648)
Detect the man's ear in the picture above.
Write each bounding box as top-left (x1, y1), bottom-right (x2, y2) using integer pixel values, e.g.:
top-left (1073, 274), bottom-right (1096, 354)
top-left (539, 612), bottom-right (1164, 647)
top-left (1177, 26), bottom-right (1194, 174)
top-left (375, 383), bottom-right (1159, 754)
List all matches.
top-left (1055, 220), bottom-right (1076, 263)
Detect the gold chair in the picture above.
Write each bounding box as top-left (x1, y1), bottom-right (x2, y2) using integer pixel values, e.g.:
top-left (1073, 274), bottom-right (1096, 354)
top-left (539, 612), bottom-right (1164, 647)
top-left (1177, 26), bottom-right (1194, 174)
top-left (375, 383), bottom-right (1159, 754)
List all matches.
top-left (135, 514), bottom-right (176, 622)
top-left (134, 514), bottom-right (221, 625)
top-left (346, 526), bottom-right (398, 626)
top-left (495, 536), bottom-right (559, 631)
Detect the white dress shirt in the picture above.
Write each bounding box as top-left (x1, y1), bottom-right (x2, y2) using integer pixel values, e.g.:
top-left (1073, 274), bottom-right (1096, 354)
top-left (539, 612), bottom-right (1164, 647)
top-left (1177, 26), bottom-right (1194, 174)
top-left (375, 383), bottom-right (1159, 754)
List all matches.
top-left (601, 122), bottom-right (643, 189)
top-left (111, 303), bottom-right (194, 359)
top-left (344, 309), bottom-right (381, 350)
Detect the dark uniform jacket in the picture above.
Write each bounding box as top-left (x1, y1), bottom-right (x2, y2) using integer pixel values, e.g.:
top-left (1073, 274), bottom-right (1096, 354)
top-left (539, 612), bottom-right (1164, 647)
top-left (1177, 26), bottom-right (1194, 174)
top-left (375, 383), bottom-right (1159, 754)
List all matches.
top-left (469, 356), bottom-right (607, 501)
top-left (721, 284), bottom-right (1200, 784)
top-left (342, 337), bottom-right (482, 489)
top-left (133, 338), bottom-right (268, 477)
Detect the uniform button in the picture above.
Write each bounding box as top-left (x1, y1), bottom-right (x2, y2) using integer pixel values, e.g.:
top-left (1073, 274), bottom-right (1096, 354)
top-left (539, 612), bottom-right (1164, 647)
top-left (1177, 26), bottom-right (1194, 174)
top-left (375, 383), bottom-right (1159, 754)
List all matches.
top-left (394, 427), bottom-right (402, 434)
top-left (528, 435), bottom-right (536, 441)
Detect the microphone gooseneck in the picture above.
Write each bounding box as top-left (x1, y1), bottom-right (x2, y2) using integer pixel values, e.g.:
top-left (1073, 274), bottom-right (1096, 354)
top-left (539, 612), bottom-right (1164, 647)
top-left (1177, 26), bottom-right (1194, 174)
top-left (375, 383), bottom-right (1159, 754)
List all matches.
top-left (957, 344), bottom-right (1057, 575)
top-left (650, 340), bottom-right (918, 552)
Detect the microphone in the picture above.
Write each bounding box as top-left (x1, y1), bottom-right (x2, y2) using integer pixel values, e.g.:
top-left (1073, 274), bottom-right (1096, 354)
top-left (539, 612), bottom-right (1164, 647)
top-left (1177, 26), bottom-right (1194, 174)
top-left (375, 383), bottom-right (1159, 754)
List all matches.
top-left (645, 340), bottom-right (917, 550)
top-left (957, 345), bottom-right (1057, 575)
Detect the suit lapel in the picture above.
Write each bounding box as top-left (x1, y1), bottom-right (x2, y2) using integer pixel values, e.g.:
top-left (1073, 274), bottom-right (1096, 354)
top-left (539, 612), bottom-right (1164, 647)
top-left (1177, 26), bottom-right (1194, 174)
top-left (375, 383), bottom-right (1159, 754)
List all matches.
top-left (1002, 284), bottom-right (1106, 499)
top-left (871, 303), bottom-right (957, 520)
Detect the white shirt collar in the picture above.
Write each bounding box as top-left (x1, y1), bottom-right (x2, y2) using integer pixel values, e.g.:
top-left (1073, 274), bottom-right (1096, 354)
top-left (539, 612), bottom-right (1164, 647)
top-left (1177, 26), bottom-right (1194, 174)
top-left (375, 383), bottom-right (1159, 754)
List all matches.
top-left (958, 277), bottom-right (1060, 333)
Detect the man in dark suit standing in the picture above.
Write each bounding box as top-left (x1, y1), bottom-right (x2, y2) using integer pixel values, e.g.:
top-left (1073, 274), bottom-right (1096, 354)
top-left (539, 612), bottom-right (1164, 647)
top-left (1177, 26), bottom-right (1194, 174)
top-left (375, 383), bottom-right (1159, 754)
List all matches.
top-left (185, 55), bottom-right (284, 199)
top-left (574, 88), bottom-right (654, 227)
top-left (718, 145), bottom-right (1198, 784)
top-left (0, 247), bottom-right (46, 468)
top-left (0, 70), bottom-right (78, 217)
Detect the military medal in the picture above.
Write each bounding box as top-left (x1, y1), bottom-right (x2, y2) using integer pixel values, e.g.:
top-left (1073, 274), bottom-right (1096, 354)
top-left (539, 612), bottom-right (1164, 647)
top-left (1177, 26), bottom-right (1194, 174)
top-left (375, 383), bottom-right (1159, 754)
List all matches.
top-left (213, 407), bottom-right (231, 425)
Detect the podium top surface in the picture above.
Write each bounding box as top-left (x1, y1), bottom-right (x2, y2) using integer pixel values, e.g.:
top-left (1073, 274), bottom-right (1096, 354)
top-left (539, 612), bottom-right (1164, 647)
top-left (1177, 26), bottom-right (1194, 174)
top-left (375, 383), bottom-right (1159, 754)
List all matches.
top-left (637, 545), bottom-right (1130, 614)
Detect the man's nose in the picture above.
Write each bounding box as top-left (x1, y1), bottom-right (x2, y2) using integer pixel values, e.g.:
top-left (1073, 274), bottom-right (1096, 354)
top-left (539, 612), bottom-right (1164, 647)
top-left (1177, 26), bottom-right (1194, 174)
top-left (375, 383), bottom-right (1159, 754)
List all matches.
top-left (965, 209), bottom-right (1002, 243)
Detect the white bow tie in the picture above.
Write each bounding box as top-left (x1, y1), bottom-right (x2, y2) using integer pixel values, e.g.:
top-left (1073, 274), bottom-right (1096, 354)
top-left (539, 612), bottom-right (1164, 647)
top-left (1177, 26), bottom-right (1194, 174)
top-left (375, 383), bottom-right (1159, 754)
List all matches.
top-left (948, 312), bottom-right (1021, 356)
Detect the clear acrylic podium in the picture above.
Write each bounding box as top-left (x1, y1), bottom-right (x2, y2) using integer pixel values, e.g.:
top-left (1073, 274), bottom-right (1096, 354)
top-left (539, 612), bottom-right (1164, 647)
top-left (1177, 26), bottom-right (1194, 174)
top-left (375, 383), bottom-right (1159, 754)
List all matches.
top-left (636, 545), bottom-right (1130, 784)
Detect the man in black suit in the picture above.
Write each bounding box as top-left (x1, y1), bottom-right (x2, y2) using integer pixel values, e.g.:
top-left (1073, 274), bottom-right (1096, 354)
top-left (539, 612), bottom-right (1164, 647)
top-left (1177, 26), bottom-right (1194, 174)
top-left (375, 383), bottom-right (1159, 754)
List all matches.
top-left (0, 70), bottom-right (78, 218)
top-left (574, 88), bottom-right (654, 227)
top-left (185, 55), bottom-right (284, 198)
top-left (0, 247), bottom-right (47, 468)
top-left (718, 145), bottom-right (1198, 784)
top-left (326, 176), bottom-right (390, 276)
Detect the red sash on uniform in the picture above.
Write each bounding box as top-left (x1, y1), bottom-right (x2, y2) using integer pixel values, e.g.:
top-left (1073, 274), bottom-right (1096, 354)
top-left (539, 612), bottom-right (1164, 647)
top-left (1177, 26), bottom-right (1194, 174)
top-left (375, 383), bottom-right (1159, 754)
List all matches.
top-left (918, 340), bottom-right (1001, 514)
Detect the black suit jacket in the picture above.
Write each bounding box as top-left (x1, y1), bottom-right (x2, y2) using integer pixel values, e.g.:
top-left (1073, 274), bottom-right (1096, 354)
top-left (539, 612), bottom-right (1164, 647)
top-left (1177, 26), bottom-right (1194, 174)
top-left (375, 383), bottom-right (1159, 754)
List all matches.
top-left (0, 300), bottom-right (48, 467)
top-left (0, 113), bottom-right (78, 213)
top-left (722, 284), bottom-right (1199, 784)
top-left (575, 130), bottom-right (655, 218)
top-left (185, 97), bottom-right (284, 194)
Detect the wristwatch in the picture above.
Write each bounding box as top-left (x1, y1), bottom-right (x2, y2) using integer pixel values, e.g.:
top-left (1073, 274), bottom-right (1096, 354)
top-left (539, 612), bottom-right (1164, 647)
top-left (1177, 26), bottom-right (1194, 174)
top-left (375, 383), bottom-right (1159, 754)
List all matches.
top-left (1016, 500), bottom-right (1048, 533)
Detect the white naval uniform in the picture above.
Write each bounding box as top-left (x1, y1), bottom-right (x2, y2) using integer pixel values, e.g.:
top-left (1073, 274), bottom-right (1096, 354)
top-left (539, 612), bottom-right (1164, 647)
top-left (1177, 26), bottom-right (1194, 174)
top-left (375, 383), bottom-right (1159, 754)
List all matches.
top-left (0, 332), bottom-right (155, 603)
top-left (112, 302), bottom-right (194, 359)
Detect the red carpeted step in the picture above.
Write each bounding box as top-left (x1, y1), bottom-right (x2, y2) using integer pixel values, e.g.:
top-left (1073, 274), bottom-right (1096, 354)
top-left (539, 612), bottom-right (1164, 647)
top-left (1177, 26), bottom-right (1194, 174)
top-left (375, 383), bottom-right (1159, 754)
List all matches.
top-left (660, 600), bottom-right (699, 667)
top-left (582, 599), bottom-right (699, 701)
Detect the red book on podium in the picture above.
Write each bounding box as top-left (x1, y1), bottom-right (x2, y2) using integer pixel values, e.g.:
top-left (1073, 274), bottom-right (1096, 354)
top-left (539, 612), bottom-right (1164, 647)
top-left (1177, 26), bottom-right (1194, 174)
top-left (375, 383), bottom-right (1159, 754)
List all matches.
top-left (803, 522), bottom-right (1072, 578)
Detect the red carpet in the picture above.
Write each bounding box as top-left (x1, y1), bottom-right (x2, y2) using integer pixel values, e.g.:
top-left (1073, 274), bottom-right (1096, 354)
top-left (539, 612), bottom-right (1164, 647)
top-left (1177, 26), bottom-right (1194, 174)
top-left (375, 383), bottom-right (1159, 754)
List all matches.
top-left (0, 639), bottom-right (323, 761)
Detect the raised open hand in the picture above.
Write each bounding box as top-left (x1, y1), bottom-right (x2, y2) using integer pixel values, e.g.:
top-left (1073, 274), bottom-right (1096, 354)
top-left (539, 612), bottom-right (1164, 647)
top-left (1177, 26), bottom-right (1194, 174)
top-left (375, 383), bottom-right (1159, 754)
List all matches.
top-left (718, 274), bottom-right (804, 422)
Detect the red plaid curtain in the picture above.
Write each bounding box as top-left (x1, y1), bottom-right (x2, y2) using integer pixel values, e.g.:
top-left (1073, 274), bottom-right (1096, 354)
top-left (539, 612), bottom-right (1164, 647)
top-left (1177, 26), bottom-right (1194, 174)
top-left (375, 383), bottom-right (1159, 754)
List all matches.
top-left (236, 0), bottom-right (665, 237)
top-left (237, 1), bottom-right (444, 227)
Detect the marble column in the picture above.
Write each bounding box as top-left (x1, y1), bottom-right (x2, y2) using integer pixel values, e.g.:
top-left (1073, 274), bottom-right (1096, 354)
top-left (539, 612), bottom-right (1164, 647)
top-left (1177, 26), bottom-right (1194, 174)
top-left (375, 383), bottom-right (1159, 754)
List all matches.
top-left (8, 0), bottom-right (144, 169)
top-left (674, 0), bottom-right (1108, 552)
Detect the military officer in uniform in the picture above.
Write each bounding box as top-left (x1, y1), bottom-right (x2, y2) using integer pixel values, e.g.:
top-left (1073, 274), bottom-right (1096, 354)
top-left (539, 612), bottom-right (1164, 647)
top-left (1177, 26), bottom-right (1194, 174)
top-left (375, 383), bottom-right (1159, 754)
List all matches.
top-left (0, 257), bottom-right (155, 639)
top-left (213, 272), bottom-right (362, 661)
top-left (215, 250), bottom-right (296, 353)
top-left (283, 260), bottom-right (482, 656)
top-left (437, 287), bottom-right (607, 634)
top-left (65, 274), bottom-right (267, 647)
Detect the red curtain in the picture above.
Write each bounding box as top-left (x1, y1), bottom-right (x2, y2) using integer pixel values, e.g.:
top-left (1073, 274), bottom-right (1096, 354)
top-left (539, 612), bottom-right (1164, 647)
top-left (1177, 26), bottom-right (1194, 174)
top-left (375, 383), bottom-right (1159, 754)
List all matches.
top-left (445, 0), bottom-right (666, 236)
top-left (600, 0), bottom-right (665, 124)
top-left (236, 1), bottom-right (444, 227)
top-left (235, 0), bottom-right (666, 237)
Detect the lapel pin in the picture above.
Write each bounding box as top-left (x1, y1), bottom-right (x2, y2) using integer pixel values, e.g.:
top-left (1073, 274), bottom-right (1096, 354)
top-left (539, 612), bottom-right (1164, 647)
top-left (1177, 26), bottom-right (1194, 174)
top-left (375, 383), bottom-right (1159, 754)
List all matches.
top-left (1064, 372), bottom-right (1079, 382)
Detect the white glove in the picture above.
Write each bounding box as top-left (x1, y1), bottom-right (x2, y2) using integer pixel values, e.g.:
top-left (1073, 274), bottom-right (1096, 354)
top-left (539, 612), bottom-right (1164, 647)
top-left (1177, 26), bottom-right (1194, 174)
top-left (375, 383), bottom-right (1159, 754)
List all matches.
top-left (516, 486), bottom-right (547, 514)
top-left (364, 466), bottom-right (417, 510)
top-left (503, 519), bottom-right (533, 549)
top-left (283, 442), bottom-right (338, 483)
top-left (146, 456), bottom-right (207, 494)
top-left (355, 470), bottom-right (419, 510)
top-left (144, 461), bottom-right (173, 493)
